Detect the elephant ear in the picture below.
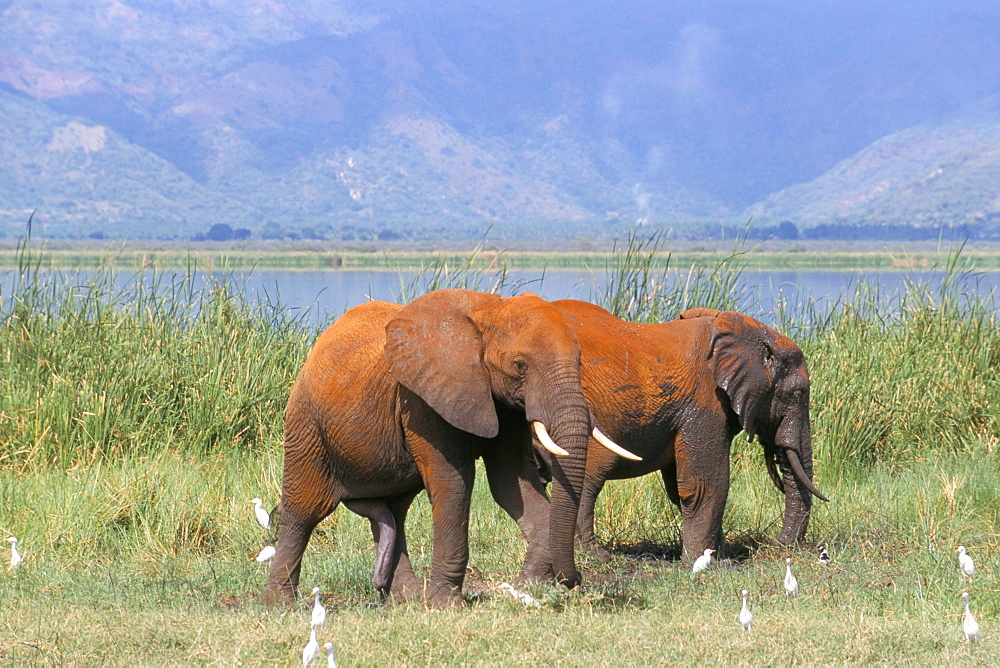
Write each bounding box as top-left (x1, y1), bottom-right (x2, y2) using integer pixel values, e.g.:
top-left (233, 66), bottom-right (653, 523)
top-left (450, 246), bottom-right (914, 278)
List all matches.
top-left (384, 289), bottom-right (500, 439)
top-left (707, 311), bottom-right (778, 440)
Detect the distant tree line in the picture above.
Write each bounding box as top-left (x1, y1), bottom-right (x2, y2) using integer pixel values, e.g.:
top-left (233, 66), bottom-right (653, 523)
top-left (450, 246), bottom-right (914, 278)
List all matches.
top-left (184, 219), bottom-right (1000, 244)
top-left (702, 221), bottom-right (1000, 242)
top-left (191, 223), bottom-right (252, 242)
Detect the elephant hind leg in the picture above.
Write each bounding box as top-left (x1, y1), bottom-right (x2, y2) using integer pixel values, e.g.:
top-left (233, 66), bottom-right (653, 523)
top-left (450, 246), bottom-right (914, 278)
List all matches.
top-left (262, 417), bottom-right (340, 607)
top-left (384, 490), bottom-right (423, 603)
top-left (343, 498), bottom-right (397, 593)
top-left (262, 501), bottom-right (331, 607)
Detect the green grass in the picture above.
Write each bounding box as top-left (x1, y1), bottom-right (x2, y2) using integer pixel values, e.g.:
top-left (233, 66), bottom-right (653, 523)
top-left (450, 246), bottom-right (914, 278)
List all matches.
top-left (1, 233), bottom-right (1000, 663)
top-left (2, 453), bottom-right (998, 664)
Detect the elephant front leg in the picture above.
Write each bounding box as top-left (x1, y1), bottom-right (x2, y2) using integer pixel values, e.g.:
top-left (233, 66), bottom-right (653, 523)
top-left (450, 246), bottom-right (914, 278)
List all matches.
top-left (482, 428), bottom-right (554, 583)
top-left (405, 420), bottom-right (477, 607)
top-left (675, 433), bottom-right (730, 561)
top-left (422, 467), bottom-right (475, 606)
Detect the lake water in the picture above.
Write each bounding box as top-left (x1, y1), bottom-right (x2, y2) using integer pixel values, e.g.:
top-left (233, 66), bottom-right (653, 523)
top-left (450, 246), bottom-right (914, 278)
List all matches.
top-left (233, 267), bottom-right (1000, 327)
top-left (9, 266), bottom-right (996, 328)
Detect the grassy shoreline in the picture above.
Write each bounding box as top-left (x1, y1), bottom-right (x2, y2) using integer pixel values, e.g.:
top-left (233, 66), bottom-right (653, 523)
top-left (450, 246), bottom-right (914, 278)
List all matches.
top-left (4, 241), bottom-right (1000, 271)
top-left (1, 236), bottom-right (998, 663)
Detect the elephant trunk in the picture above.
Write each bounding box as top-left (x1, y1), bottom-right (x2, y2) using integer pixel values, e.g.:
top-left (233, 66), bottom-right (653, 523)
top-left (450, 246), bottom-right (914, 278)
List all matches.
top-left (546, 406), bottom-right (589, 588)
top-left (527, 375), bottom-right (590, 589)
top-left (771, 414), bottom-right (826, 545)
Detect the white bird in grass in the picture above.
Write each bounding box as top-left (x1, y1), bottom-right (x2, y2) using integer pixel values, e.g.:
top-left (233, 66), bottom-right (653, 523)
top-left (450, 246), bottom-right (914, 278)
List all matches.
top-left (311, 586), bottom-right (327, 631)
top-left (323, 642), bottom-right (337, 668)
top-left (255, 545), bottom-right (276, 563)
top-left (499, 582), bottom-right (541, 608)
top-left (252, 498), bottom-right (271, 530)
top-left (6, 537), bottom-right (21, 571)
top-left (957, 546), bottom-right (975, 582)
top-left (739, 589), bottom-right (754, 632)
top-left (692, 548), bottom-right (714, 573)
top-left (302, 626), bottom-right (321, 666)
top-left (962, 592), bottom-right (980, 645)
top-left (783, 557), bottom-right (799, 597)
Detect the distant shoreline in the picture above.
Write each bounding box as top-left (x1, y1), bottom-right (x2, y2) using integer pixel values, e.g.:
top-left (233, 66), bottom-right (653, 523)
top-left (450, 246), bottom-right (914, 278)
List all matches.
top-left (3, 239), bottom-right (1000, 271)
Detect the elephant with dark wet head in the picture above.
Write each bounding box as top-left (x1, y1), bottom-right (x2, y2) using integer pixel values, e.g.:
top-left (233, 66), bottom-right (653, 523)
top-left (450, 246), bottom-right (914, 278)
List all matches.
top-left (261, 289), bottom-right (630, 608)
top-left (535, 303), bottom-right (828, 563)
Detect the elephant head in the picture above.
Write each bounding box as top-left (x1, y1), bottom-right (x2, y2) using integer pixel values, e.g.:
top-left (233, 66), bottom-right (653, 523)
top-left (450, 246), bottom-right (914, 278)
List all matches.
top-left (383, 289), bottom-right (595, 587)
top-left (702, 310), bottom-right (829, 544)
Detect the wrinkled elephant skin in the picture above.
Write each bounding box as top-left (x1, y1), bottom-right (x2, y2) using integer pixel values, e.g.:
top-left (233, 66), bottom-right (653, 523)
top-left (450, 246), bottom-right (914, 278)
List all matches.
top-left (539, 302), bottom-right (827, 562)
top-left (261, 289), bottom-right (591, 607)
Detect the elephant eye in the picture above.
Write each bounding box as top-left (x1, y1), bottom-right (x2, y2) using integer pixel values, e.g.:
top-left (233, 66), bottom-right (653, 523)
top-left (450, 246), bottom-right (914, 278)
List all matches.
top-left (512, 358), bottom-right (528, 375)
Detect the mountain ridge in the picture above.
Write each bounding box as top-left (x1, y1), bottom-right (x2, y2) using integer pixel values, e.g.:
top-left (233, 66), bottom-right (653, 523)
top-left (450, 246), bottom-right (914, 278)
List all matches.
top-left (2, 1), bottom-right (999, 239)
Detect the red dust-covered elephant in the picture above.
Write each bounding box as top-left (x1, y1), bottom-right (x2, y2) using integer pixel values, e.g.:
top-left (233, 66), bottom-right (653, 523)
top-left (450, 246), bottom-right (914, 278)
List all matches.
top-left (536, 302), bottom-right (829, 562)
top-left (261, 289), bottom-right (631, 607)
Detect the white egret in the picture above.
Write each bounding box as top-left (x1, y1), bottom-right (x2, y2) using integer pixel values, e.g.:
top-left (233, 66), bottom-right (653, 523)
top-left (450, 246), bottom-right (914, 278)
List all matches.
top-left (252, 498), bottom-right (271, 530)
top-left (692, 548), bottom-right (714, 573)
top-left (738, 589), bottom-right (753, 632)
top-left (962, 592), bottom-right (980, 644)
top-left (957, 546), bottom-right (975, 582)
top-left (256, 545), bottom-right (276, 563)
top-left (323, 642), bottom-right (337, 668)
top-left (783, 557), bottom-right (798, 597)
top-left (818, 544), bottom-right (831, 566)
top-left (302, 627), bottom-right (321, 666)
top-left (311, 586), bottom-right (327, 631)
top-left (499, 582), bottom-right (541, 608)
top-left (6, 537), bottom-right (21, 571)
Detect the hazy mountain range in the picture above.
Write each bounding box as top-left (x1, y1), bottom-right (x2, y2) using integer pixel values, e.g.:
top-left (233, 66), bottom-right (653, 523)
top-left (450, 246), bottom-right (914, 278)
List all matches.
top-left (2, 0), bottom-right (1000, 241)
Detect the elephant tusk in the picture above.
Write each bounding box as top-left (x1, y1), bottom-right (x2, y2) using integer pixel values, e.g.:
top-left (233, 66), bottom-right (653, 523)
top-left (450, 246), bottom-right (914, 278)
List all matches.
top-left (763, 447), bottom-right (785, 494)
top-left (533, 421), bottom-right (569, 457)
top-left (592, 427), bottom-right (642, 461)
top-left (786, 449), bottom-right (830, 502)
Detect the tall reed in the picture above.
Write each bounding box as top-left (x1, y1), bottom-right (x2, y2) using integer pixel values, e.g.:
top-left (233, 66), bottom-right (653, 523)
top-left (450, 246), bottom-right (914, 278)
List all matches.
top-left (801, 248), bottom-right (1000, 470)
top-left (1, 229), bottom-right (996, 476)
top-left (596, 228), bottom-right (755, 322)
top-left (0, 235), bottom-right (313, 470)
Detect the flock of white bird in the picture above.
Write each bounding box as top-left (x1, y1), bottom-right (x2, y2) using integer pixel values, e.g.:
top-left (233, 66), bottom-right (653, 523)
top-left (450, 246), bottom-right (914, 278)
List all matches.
top-left (252, 497), bottom-right (277, 564)
top-left (693, 543), bottom-right (983, 646)
top-left (301, 585), bottom-right (337, 667)
top-left (1, 501), bottom-right (984, 662)
top-left (248, 498), bottom-right (336, 665)
top-left (957, 546), bottom-right (981, 645)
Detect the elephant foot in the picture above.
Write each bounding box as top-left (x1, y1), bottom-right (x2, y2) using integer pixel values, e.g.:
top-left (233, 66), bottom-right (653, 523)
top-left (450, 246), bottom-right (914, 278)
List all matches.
top-left (519, 547), bottom-right (556, 583)
top-left (385, 572), bottom-right (424, 605)
top-left (515, 565), bottom-right (555, 586)
top-left (385, 582), bottom-right (423, 605)
top-left (260, 582), bottom-right (296, 608)
top-left (576, 535), bottom-right (612, 563)
top-left (423, 581), bottom-right (465, 609)
top-left (555, 568), bottom-right (582, 589)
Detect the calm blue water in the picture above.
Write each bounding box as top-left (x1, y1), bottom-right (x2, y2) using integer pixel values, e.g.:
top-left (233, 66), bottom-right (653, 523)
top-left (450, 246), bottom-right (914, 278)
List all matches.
top-left (235, 268), bottom-right (1000, 327)
top-left (8, 267), bottom-right (997, 328)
